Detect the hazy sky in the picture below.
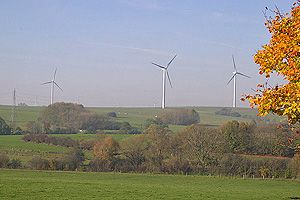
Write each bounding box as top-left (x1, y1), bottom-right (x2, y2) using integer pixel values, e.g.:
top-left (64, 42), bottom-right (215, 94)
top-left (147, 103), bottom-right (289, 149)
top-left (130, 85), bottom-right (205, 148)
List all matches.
top-left (0, 0), bottom-right (292, 107)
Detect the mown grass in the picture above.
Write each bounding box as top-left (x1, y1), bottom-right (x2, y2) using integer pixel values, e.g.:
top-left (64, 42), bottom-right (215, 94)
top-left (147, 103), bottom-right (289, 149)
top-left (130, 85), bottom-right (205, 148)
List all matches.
top-left (0, 169), bottom-right (299, 200)
top-left (0, 135), bottom-right (69, 162)
top-left (53, 133), bottom-right (135, 142)
top-left (0, 105), bottom-right (42, 128)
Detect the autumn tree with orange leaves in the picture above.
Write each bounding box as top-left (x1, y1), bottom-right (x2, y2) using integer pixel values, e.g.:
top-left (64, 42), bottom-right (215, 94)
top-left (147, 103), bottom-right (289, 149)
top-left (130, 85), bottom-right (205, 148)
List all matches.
top-left (246, 1), bottom-right (300, 124)
top-left (93, 137), bottom-right (119, 160)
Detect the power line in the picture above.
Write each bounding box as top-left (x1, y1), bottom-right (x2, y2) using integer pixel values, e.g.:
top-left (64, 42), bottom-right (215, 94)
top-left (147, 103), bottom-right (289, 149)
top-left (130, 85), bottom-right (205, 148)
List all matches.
top-left (10, 88), bottom-right (16, 131)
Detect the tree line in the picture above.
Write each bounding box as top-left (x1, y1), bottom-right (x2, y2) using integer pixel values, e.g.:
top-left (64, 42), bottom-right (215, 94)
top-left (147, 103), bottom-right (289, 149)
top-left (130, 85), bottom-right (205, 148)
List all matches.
top-left (2, 121), bottom-right (299, 179)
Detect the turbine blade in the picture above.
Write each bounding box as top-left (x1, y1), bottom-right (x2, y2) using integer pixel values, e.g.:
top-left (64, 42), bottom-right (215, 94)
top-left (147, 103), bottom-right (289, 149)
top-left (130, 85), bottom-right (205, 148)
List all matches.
top-left (41, 81), bottom-right (52, 85)
top-left (54, 81), bottom-right (63, 91)
top-left (232, 55), bottom-right (237, 72)
top-left (237, 72), bottom-right (251, 78)
top-left (227, 75), bottom-right (235, 85)
top-left (53, 68), bottom-right (57, 80)
top-left (167, 54), bottom-right (177, 68)
top-left (166, 71), bottom-right (173, 88)
top-left (152, 62), bottom-right (166, 69)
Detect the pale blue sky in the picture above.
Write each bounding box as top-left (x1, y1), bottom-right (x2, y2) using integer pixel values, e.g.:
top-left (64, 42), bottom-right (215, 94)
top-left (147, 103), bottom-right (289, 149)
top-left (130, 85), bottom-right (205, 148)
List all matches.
top-left (0, 0), bottom-right (292, 107)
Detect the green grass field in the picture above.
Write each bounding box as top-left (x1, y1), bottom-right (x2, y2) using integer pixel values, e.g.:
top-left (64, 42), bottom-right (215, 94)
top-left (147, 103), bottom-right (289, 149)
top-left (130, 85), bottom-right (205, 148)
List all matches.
top-left (0, 134), bottom-right (135, 163)
top-left (53, 133), bottom-right (134, 142)
top-left (0, 135), bottom-right (69, 162)
top-left (0, 105), bottom-right (41, 128)
top-left (0, 169), bottom-right (299, 200)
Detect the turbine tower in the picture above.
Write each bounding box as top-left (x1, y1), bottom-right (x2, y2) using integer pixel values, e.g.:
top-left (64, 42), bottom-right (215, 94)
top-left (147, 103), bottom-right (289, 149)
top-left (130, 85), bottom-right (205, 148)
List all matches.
top-left (41, 68), bottom-right (63, 105)
top-left (152, 55), bottom-right (177, 109)
top-left (227, 55), bottom-right (250, 108)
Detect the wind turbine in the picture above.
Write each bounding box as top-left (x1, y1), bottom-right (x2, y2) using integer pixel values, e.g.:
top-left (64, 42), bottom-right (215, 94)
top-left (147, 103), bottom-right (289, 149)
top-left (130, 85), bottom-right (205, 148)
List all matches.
top-left (227, 55), bottom-right (250, 108)
top-left (152, 55), bottom-right (177, 109)
top-left (41, 68), bottom-right (63, 105)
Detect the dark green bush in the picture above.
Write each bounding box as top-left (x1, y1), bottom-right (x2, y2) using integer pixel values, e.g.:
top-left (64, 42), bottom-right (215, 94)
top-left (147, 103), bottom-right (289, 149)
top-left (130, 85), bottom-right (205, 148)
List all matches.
top-left (106, 112), bottom-right (117, 118)
top-left (8, 158), bottom-right (22, 169)
top-left (29, 157), bottom-right (50, 170)
top-left (215, 108), bottom-right (241, 117)
top-left (23, 134), bottom-right (78, 148)
top-left (157, 109), bottom-right (200, 125)
top-left (0, 117), bottom-right (12, 135)
top-left (0, 154), bottom-right (9, 168)
top-left (144, 118), bottom-right (168, 130)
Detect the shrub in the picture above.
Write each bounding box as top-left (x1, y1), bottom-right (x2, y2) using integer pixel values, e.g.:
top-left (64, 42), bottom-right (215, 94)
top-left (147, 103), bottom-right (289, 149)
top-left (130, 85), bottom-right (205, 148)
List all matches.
top-left (144, 118), bottom-right (168, 130)
top-left (13, 127), bottom-right (24, 135)
top-left (119, 122), bottom-right (141, 134)
top-left (25, 121), bottom-right (44, 134)
top-left (289, 154), bottom-right (300, 178)
top-left (49, 158), bottom-right (65, 171)
top-left (215, 108), bottom-right (241, 117)
top-left (81, 113), bottom-right (121, 132)
top-left (88, 158), bottom-right (111, 172)
top-left (49, 152), bottom-right (85, 171)
top-left (219, 154), bottom-right (246, 176)
top-left (121, 135), bottom-right (148, 172)
top-left (93, 137), bottom-right (120, 160)
top-left (39, 102), bottom-right (88, 133)
top-left (63, 148), bottom-right (85, 171)
top-left (252, 124), bottom-right (294, 157)
top-left (221, 121), bottom-right (255, 153)
top-left (29, 157), bottom-right (50, 170)
top-left (126, 127), bottom-right (141, 134)
top-left (106, 112), bottom-right (117, 118)
top-left (79, 139), bottom-right (95, 150)
top-left (162, 157), bottom-right (191, 174)
top-left (219, 154), bottom-right (290, 178)
top-left (22, 134), bottom-right (78, 148)
top-left (0, 154), bottom-right (9, 168)
top-left (8, 159), bottom-right (22, 169)
top-left (157, 109), bottom-right (200, 125)
top-left (175, 125), bottom-right (224, 174)
top-left (0, 117), bottom-right (12, 135)
top-left (119, 122), bottom-right (132, 132)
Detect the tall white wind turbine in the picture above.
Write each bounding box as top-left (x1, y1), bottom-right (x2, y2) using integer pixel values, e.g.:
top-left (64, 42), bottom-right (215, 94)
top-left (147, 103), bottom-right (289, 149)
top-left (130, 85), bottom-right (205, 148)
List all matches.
top-left (41, 68), bottom-right (63, 105)
top-left (227, 55), bottom-right (250, 108)
top-left (152, 55), bottom-right (177, 109)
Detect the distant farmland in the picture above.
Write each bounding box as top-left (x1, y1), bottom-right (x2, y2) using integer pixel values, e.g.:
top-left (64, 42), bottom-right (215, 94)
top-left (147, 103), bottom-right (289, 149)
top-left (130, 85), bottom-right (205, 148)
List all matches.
top-left (0, 105), bottom-right (284, 130)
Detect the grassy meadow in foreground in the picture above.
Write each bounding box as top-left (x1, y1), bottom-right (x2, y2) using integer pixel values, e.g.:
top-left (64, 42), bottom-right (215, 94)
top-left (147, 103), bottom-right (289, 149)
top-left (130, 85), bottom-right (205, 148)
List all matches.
top-left (0, 169), bottom-right (299, 200)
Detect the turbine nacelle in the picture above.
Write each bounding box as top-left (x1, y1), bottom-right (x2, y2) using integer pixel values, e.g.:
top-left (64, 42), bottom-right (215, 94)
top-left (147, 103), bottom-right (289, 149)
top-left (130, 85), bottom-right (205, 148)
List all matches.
top-left (227, 56), bottom-right (250, 85)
